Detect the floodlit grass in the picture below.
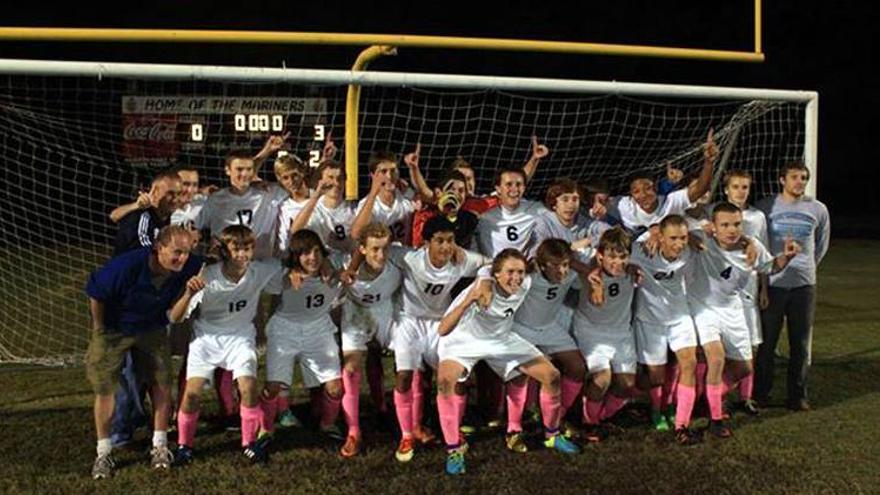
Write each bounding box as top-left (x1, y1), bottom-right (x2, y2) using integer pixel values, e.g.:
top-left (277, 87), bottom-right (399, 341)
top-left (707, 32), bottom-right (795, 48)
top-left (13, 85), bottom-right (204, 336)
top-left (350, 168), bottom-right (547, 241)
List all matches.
top-left (0, 240), bottom-right (878, 494)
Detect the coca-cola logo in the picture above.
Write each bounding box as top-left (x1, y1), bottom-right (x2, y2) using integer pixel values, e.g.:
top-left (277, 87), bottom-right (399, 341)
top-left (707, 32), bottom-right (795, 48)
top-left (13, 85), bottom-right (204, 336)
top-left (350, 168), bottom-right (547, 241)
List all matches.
top-left (123, 121), bottom-right (176, 142)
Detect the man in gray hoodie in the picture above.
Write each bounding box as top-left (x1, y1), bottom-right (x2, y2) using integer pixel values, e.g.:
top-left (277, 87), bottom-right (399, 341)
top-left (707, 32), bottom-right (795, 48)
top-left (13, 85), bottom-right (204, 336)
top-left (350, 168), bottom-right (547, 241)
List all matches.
top-left (754, 161), bottom-right (830, 411)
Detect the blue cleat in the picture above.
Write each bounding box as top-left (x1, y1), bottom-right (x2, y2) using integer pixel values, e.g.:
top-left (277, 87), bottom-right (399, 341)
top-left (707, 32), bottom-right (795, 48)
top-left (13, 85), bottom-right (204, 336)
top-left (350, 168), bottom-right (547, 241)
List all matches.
top-left (445, 446), bottom-right (467, 475)
top-left (544, 433), bottom-right (581, 455)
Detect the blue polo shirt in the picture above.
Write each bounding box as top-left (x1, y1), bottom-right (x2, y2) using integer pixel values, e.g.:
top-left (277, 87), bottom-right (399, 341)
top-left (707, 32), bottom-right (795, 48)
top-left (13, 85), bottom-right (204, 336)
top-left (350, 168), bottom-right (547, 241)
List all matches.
top-left (85, 247), bottom-right (203, 335)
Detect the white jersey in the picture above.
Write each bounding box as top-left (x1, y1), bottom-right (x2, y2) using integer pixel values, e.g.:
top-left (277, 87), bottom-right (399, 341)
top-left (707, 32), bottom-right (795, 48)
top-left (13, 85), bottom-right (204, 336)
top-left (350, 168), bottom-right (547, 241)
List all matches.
top-left (529, 210), bottom-right (593, 260)
top-left (390, 245), bottom-right (488, 320)
top-left (514, 268), bottom-right (577, 330)
top-left (357, 192), bottom-right (417, 245)
top-left (612, 188), bottom-right (691, 236)
top-left (196, 185), bottom-right (287, 259)
top-left (265, 255), bottom-right (344, 324)
top-left (686, 234), bottom-right (774, 312)
top-left (738, 205), bottom-right (769, 304)
top-left (186, 260), bottom-right (283, 337)
top-left (345, 259), bottom-right (402, 309)
top-left (171, 194), bottom-right (207, 231)
top-left (445, 276), bottom-right (532, 339)
top-left (630, 244), bottom-right (693, 325)
top-left (476, 200), bottom-right (545, 257)
top-left (277, 196), bottom-right (309, 253)
top-left (303, 199), bottom-right (357, 253)
top-left (575, 272), bottom-right (635, 329)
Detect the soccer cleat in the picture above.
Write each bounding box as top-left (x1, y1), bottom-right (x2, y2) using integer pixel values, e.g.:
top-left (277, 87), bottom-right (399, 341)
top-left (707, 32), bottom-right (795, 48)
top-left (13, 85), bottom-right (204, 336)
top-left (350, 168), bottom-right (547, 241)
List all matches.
top-left (651, 410), bottom-right (671, 432)
top-left (787, 398), bottom-right (811, 412)
top-left (485, 418), bottom-right (504, 431)
top-left (412, 425), bottom-right (437, 445)
top-left (741, 399), bottom-right (760, 416)
top-left (674, 427), bottom-right (702, 446)
top-left (150, 445), bottom-right (174, 470)
top-left (544, 433), bottom-right (581, 455)
top-left (505, 432), bottom-right (529, 453)
top-left (395, 437), bottom-right (415, 463)
top-left (581, 424), bottom-right (609, 443)
top-left (708, 419), bottom-right (733, 439)
top-left (173, 445), bottom-right (195, 466)
top-left (320, 423), bottom-right (345, 442)
top-left (91, 453), bottom-right (116, 479)
top-left (445, 446), bottom-right (467, 475)
top-left (278, 409), bottom-right (303, 428)
top-left (459, 423), bottom-right (477, 436)
top-left (222, 413), bottom-right (241, 432)
top-left (340, 435), bottom-right (361, 458)
top-left (243, 439), bottom-right (269, 465)
top-left (561, 420), bottom-right (581, 440)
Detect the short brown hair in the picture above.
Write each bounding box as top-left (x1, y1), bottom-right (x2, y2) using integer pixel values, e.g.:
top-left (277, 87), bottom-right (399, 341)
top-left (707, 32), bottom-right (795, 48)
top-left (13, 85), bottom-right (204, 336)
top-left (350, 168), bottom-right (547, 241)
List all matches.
top-left (711, 201), bottom-right (742, 221)
top-left (359, 222), bottom-right (392, 246)
top-left (534, 238), bottom-right (571, 269)
top-left (214, 225), bottom-right (256, 260)
top-left (494, 166), bottom-right (527, 187)
top-left (447, 157), bottom-right (473, 173)
top-left (659, 214), bottom-right (688, 232)
top-left (311, 160), bottom-right (344, 188)
top-left (491, 248), bottom-right (528, 276)
top-left (779, 160), bottom-right (809, 179)
top-left (723, 169), bottom-right (752, 187)
top-left (155, 225), bottom-right (192, 247)
top-left (544, 178), bottom-right (581, 210)
top-left (274, 154), bottom-right (307, 176)
top-left (224, 149), bottom-right (254, 169)
top-left (597, 226), bottom-right (631, 255)
top-left (367, 150), bottom-right (399, 173)
top-left (287, 229), bottom-right (329, 270)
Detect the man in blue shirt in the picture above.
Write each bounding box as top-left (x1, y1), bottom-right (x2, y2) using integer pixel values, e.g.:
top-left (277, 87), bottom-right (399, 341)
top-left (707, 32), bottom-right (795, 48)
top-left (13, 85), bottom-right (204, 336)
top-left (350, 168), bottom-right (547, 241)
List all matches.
top-left (754, 161), bottom-right (830, 412)
top-left (85, 225), bottom-right (202, 479)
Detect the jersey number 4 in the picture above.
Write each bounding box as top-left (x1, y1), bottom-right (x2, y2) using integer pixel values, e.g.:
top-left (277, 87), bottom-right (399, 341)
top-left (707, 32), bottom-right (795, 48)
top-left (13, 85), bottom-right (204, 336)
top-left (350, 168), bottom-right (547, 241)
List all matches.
top-left (720, 266), bottom-right (733, 280)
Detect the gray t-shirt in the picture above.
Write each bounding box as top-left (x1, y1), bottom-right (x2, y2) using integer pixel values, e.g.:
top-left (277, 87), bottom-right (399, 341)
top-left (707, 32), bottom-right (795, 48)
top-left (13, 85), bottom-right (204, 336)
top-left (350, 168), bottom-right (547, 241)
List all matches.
top-left (756, 194), bottom-right (830, 288)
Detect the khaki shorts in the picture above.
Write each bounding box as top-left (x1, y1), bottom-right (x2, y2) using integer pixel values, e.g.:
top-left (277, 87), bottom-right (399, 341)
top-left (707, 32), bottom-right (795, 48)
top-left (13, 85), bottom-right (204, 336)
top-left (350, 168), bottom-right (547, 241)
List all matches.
top-left (85, 326), bottom-right (172, 395)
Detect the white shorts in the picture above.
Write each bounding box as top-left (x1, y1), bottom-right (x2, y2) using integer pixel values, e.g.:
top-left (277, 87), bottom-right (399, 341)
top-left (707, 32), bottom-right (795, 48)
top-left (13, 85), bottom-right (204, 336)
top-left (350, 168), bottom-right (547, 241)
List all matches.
top-left (187, 333), bottom-right (257, 380)
top-left (265, 314), bottom-right (341, 388)
top-left (743, 303), bottom-right (762, 347)
top-left (634, 317), bottom-right (698, 366)
top-left (693, 307), bottom-right (752, 362)
top-left (572, 314), bottom-right (636, 374)
top-left (512, 321), bottom-right (578, 355)
top-left (341, 300), bottom-right (394, 352)
top-left (439, 329), bottom-right (543, 382)
top-left (392, 315), bottom-right (441, 372)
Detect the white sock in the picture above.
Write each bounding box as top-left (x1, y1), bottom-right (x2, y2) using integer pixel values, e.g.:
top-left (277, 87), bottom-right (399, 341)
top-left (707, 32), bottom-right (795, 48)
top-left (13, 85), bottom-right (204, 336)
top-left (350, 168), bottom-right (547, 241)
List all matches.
top-left (97, 438), bottom-right (112, 456)
top-left (152, 430), bottom-right (168, 448)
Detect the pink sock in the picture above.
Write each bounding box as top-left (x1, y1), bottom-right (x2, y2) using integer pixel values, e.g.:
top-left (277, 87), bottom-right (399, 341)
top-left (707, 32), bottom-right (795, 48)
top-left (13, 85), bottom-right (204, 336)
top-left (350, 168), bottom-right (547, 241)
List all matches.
top-left (674, 384), bottom-right (696, 429)
top-left (506, 380), bottom-right (528, 433)
top-left (319, 388), bottom-right (341, 429)
top-left (214, 369), bottom-right (237, 417)
top-left (437, 394), bottom-right (461, 447)
top-left (722, 374), bottom-right (738, 397)
top-left (240, 404), bottom-right (262, 446)
top-left (367, 351), bottom-right (387, 413)
top-left (695, 363), bottom-right (708, 399)
top-left (738, 373), bottom-right (754, 400)
top-left (259, 395), bottom-right (278, 433)
top-left (411, 371), bottom-right (424, 430)
top-left (177, 409), bottom-right (199, 448)
top-left (539, 389), bottom-right (563, 435)
top-left (583, 398), bottom-right (603, 425)
top-left (342, 369), bottom-right (361, 437)
top-left (663, 364), bottom-right (679, 408)
top-left (600, 393), bottom-right (628, 421)
top-left (706, 383), bottom-right (724, 420)
top-left (648, 386), bottom-right (664, 412)
top-left (560, 376), bottom-right (583, 418)
top-left (393, 388), bottom-right (414, 437)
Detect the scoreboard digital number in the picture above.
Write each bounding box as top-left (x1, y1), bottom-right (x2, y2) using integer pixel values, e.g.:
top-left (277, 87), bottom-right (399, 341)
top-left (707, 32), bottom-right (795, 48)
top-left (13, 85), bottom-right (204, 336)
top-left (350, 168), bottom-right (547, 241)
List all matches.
top-left (121, 96), bottom-right (329, 168)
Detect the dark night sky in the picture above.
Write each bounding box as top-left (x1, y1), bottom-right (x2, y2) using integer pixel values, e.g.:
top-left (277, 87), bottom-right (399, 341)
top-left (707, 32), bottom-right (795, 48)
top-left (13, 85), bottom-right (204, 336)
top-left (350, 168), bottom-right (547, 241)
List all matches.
top-left (1, 1), bottom-right (876, 234)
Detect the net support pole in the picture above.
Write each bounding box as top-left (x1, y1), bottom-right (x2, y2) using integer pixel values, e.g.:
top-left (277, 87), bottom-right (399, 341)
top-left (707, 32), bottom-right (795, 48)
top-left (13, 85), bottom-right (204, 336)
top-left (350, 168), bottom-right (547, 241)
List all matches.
top-left (345, 45), bottom-right (397, 200)
top-left (805, 94), bottom-right (819, 197)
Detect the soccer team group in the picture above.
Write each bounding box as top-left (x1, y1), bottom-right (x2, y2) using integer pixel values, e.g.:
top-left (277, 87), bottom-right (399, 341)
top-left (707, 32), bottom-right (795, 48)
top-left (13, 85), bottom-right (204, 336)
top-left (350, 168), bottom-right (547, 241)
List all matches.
top-left (85, 129), bottom-right (830, 478)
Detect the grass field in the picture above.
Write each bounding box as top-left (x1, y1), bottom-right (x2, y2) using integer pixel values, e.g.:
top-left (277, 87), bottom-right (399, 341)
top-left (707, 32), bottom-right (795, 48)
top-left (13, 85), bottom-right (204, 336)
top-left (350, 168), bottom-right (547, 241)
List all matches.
top-left (1, 239), bottom-right (879, 494)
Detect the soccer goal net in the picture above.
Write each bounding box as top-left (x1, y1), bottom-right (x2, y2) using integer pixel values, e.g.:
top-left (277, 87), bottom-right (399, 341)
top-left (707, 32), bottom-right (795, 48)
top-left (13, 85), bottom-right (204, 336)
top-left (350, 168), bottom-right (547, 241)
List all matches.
top-left (0, 59), bottom-right (817, 365)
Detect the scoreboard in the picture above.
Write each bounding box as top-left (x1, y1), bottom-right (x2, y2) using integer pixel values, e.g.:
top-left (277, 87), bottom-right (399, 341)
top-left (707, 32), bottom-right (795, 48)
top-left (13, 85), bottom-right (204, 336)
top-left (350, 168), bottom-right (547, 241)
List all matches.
top-left (121, 95), bottom-right (330, 169)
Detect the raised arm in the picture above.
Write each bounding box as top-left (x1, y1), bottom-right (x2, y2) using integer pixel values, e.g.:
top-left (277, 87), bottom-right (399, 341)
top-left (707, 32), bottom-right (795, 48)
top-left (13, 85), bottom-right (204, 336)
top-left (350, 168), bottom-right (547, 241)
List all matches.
top-left (109, 190), bottom-right (151, 224)
top-left (291, 178), bottom-right (331, 234)
top-left (350, 172), bottom-right (386, 242)
top-left (686, 128), bottom-right (719, 204)
top-left (403, 143), bottom-right (434, 203)
top-left (168, 267), bottom-right (206, 323)
top-left (522, 135), bottom-right (549, 184)
top-left (253, 132), bottom-right (290, 174)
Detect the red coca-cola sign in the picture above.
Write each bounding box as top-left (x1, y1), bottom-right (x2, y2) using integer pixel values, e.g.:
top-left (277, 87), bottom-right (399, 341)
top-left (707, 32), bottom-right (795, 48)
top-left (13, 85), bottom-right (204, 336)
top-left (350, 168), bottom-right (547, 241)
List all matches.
top-left (122, 114), bottom-right (179, 166)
